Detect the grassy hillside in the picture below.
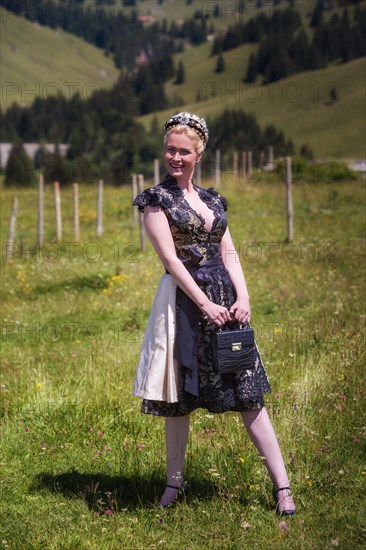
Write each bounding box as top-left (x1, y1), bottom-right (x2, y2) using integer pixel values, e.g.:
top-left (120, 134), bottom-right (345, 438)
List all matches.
top-left (140, 52), bottom-right (366, 160)
top-left (0, 9), bottom-right (119, 109)
top-left (1, 2), bottom-right (364, 160)
top-left (137, 0), bottom-right (366, 161)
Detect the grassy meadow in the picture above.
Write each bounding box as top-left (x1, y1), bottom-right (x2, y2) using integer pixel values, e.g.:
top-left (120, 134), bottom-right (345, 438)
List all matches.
top-left (0, 174), bottom-right (365, 549)
top-left (0, 9), bottom-right (119, 109)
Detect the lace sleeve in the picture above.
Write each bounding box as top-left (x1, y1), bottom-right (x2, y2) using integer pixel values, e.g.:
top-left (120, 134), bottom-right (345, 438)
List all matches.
top-left (133, 186), bottom-right (171, 213)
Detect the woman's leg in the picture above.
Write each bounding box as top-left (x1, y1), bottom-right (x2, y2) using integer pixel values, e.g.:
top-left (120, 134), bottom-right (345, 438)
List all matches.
top-left (159, 414), bottom-right (190, 506)
top-left (241, 407), bottom-right (296, 513)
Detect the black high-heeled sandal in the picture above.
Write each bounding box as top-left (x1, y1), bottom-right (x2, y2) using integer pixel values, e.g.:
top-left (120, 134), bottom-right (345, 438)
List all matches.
top-left (273, 486), bottom-right (296, 516)
top-left (158, 482), bottom-right (189, 508)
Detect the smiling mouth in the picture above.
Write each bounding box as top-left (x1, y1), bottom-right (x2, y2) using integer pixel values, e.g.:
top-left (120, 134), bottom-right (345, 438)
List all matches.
top-left (171, 163), bottom-right (184, 168)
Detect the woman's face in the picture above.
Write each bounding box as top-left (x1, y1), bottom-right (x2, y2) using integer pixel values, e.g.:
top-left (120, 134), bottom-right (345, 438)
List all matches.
top-left (164, 131), bottom-right (202, 183)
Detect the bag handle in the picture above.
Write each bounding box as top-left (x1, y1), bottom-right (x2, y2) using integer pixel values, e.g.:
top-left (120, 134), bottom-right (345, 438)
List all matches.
top-left (216, 319), bottom-right (251, 333)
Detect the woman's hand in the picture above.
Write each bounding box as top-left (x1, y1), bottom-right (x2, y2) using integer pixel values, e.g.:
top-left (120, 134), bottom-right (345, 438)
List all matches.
top-left (200, 300), bottom-right (232, 327)
top-left (229, 296), bottom-right (251, 325)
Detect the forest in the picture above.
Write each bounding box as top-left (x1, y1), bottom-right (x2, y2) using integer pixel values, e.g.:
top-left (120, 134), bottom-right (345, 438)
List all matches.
top-left (1, 0), bottom-right (364, 185)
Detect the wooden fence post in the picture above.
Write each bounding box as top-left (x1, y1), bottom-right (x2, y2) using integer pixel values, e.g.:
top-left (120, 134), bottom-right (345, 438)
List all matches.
top-left (137, 174), bottom-right (146, 252)
top-left (131, 173), bottom-right (138, 226)
top-left (96, 179), bottom-right (103, 238)
top-left (54, 181), bottom-right (62, 241)
top-left (233, 151), bottom-right (238, 182)
top-left (73, 183), bottom-right (80, 241)
top-left (259, 150), bottom-right (265, 170)
top-left (285, 156), bottom-right (293, 242)
top-left (247, 150), bottom-right (253, 177)
top-left (215, 149), bottom-right (221, 188)
top-left (5, 196), bottom-right (18, 262)
top-left (269, 145), bottom-right (274, 169)
top-left (37, 173), bottom-right (44, 247)
top-left (242, 151), bottom-right (247, 181)
top-left (154, 158), bottom-right (160, 186)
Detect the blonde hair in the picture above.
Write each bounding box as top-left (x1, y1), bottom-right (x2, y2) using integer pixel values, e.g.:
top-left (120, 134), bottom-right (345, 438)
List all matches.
top-left (164, 125), bottom-right (205, 156)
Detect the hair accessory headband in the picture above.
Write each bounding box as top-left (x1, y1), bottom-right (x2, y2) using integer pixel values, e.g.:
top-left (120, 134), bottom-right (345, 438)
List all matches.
top-left (164, 112), bottom-right (209, 146)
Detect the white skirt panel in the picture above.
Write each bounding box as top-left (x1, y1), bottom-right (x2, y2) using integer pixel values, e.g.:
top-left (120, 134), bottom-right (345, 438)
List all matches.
top-left (132, 274), bottom-right (179, 403)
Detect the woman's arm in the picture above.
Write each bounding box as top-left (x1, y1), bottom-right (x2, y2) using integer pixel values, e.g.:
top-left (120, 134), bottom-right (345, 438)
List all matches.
top-left (143, 205), bottom-right (231, 326)
top-left (220, 226), bottom-right (251, 324)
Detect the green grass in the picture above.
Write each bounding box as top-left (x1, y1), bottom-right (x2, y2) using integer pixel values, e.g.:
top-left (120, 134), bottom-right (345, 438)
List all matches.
top-left (140, 54), bottom-right (366, 160)
top-left (0, 8), bottom-right (119, 109)
top-left (1, 176), bottom-right (365, 549)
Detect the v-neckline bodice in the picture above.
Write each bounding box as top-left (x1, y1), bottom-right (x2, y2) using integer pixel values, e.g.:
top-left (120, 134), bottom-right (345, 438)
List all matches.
top-left (173, 181), bottom-right (218, 233)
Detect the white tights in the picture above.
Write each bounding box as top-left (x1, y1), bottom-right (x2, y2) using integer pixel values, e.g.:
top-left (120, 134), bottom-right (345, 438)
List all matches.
top-left (160, 407), bottom-right (295, 512)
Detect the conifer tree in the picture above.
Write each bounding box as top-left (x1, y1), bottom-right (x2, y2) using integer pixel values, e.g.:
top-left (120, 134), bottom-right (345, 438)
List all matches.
top-left (289, 28), bottom-right (310, 71)
top-left (310, 0), bottom-right (325, 28)
top-left (43, 144), bottom-right (70, 185)
top-left (34, 143), bottom-right (51, 170)
top-left (244, 53), bottom-right (257, 83)
top-left (4, 143), bottom-right (35, 187)
top-left (211, 35), bottom-right (223, 56)
top-left (328, 86), bottom-right (338, 103)
top-left (300, 143), bottom-right (314, 160)
top-left (215, 52), bottom-right (226, 73)
top-left (175, 61), bottom-right (185, 84)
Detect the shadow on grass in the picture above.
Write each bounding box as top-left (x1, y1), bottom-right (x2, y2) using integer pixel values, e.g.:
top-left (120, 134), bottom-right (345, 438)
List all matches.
top-left (31, 470), bottom-right (256, 513)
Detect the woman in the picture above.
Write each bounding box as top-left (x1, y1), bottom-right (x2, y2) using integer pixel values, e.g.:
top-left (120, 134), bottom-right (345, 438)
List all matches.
top-left (133, 112), bottom-right (296, 515)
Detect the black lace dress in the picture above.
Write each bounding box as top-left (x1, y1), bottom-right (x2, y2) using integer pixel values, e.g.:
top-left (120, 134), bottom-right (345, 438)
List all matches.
top-left (133, 174), bottom-right (271, 416)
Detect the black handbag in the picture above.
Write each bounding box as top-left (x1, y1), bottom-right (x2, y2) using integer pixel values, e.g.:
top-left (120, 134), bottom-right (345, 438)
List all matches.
top-left (211, 322), bottom-right (256, 374)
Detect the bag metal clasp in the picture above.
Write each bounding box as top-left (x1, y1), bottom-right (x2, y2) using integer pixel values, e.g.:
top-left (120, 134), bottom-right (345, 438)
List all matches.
top-left (231, 342), bottom-right (242, 351)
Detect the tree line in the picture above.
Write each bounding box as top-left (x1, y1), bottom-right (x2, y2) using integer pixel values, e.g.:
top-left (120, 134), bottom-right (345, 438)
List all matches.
top-left (205, 109), bottom-right (296, 165)
top-left (244, 5), bottom-right (366, 84)
top-left (3, 103), bottom-right (303, 188)
top-left (211, 2), bottom-right (365, 84)
top-left (211, 5), bottom-right (302, 55)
